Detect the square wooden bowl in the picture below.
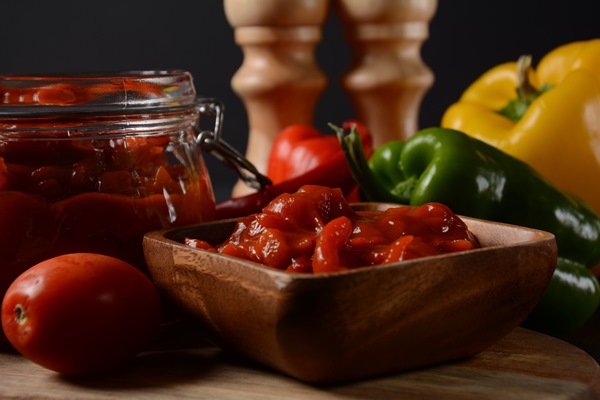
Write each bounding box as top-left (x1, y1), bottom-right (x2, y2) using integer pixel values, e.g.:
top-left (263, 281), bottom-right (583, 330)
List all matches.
top-left (143, 203), bottom-right (556, 384)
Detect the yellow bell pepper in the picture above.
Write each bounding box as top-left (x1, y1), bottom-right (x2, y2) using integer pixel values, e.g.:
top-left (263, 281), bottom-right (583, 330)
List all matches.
top-left (442, 39), bottom-right (600, 214)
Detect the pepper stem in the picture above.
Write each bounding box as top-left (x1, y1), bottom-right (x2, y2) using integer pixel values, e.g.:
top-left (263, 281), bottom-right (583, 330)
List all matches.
top-left (331, 123), bottom-right (402, 203)
top-left (496, 54), bottom-right (552, 122)
top-left (516, 54), bottom-right (539, 106)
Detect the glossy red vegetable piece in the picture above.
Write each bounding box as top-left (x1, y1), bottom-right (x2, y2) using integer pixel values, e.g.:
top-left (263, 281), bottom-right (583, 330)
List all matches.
top-left (193, 185), bottom-right (480, 273)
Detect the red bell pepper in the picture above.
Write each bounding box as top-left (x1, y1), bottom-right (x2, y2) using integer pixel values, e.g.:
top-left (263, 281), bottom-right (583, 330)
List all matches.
top-left (267, 120), bottom-right (373, 184)
top-left (215, 121), bottom-right (373, 220)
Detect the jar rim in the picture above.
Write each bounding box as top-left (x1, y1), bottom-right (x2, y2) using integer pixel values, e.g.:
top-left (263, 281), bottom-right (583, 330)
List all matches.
top-left (0, 70), bottom-right (197, 116)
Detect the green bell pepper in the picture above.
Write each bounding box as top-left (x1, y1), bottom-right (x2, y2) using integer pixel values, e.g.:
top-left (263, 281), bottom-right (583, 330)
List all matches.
top-left (525, 258), bottom-right (600, 334)
top-left (335, 125), bottom-right (600, 335)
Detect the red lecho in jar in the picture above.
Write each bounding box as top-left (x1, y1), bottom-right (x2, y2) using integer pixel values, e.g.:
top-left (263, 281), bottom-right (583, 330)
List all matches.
top-left (0, 71), bottom-right (220, 346)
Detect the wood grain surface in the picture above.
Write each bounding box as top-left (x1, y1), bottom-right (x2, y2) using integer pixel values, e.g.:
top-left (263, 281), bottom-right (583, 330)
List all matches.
top-left (1, 326), bottom-right (599, 399)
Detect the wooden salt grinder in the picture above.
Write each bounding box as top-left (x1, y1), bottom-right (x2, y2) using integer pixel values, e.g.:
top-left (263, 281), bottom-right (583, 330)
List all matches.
top-left (224, 0), bottom-right (329, 197)
top-left (335, 0), bottom-right (438, 146)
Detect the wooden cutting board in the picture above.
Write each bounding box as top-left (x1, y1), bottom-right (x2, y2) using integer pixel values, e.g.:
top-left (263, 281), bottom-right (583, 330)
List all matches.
top-left (1, 327), bottom-right (599, 399)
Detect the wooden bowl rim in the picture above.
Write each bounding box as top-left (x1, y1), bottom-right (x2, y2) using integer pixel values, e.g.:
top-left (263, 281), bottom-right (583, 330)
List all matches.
top-left (143, 203), bottom-right (557, 282)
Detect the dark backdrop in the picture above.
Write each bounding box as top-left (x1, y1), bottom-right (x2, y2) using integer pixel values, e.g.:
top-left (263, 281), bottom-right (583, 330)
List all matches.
top-left (1, 1), bottom-right (598, 200)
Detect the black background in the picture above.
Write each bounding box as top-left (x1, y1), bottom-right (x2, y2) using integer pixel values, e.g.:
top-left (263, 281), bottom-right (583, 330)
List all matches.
top-left (1, 1), bottom-right (599, 200)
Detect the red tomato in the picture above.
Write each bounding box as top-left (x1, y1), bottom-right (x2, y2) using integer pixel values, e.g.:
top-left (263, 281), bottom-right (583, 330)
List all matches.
top-left (1, 253), bottom-right (162, 375)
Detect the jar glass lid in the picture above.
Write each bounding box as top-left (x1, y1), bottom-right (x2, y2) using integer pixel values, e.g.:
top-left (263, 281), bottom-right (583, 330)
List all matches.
top-left (0, 70), bottom-right (197, 116)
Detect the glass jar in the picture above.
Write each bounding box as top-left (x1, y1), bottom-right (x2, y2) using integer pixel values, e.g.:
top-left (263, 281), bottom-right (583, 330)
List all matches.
top-left (0, 71), bottom-right (266, 318)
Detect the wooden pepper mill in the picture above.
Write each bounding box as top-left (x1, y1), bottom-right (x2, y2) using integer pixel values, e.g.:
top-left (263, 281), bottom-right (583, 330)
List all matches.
top-left (224, 0), bottom-right (330, 197)
top-left (335, 0), bottom-right (437, 145)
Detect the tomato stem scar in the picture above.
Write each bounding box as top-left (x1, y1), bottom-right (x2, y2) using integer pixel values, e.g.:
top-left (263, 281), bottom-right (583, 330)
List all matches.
top-left (14, 304), bottom-right (27, 325)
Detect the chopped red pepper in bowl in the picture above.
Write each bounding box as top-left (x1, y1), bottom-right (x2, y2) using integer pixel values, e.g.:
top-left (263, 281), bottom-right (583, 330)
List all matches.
top-left (189, 185), bottom-right (480, 273)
